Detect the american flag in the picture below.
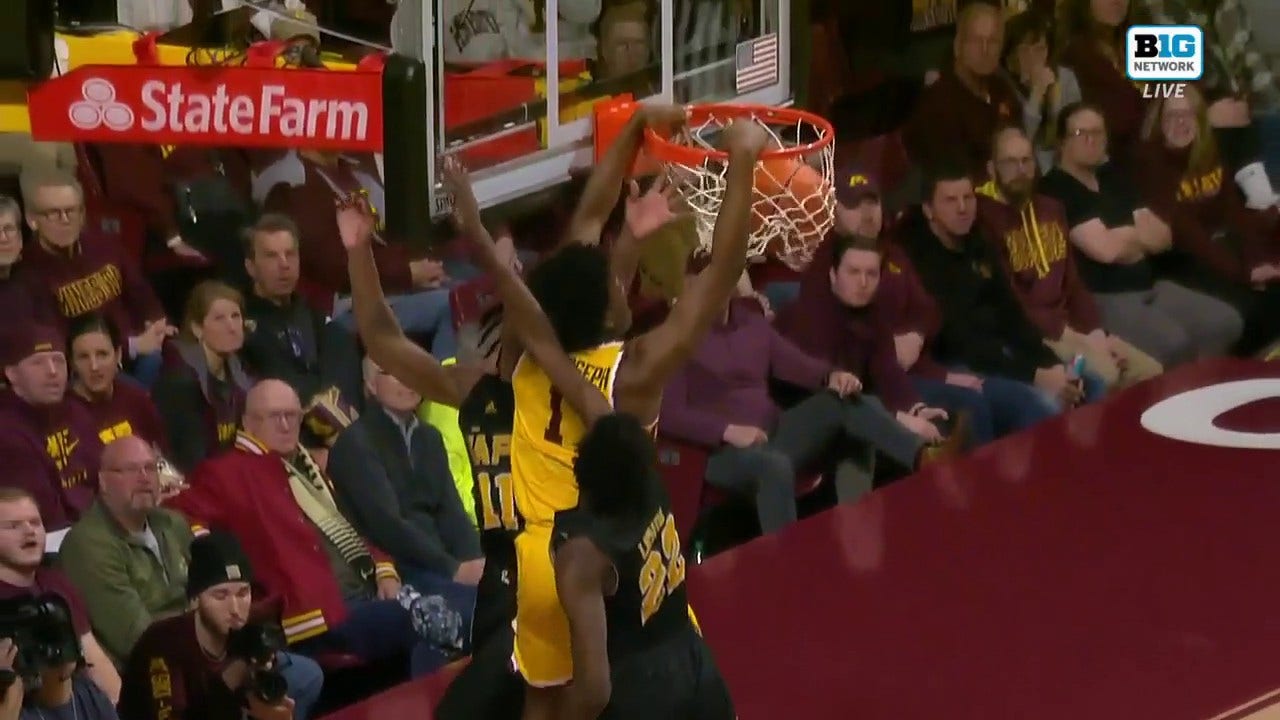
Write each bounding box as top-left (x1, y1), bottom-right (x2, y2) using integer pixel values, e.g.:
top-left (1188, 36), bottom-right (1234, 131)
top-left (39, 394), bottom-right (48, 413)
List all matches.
top-left (734, 33), bottom-right (779, 95)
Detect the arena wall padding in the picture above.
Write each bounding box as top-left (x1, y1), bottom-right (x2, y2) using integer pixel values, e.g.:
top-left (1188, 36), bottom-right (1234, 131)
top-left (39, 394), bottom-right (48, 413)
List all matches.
top-left (381, 53), bottom-right (431, 245)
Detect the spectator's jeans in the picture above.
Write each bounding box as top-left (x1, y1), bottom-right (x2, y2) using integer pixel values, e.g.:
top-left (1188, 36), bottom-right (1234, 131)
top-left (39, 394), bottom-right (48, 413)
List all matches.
top-left (398, 564), bottom-right (479, 651)
top-left (910, 377), bottom-right (995, 446)
top-left (704, 392), bottom-right (922, 533)
top-left (332, 288), bottom-right (457, 358)
top-left (276, 650), bottom-right (324, 720)
top-left (945, 366), bottom-right (1061, 437)
top-left (297, 598), bottom-right (450, 678)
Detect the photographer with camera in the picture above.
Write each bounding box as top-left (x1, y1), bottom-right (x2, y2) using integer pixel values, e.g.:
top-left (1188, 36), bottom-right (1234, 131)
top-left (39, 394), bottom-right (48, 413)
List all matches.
top-left (119, 532), bottom-right (323, 720)
top-left (0, 490), bottom-right (119, 703)
top-left (0, 596), bottom-right (118, 719)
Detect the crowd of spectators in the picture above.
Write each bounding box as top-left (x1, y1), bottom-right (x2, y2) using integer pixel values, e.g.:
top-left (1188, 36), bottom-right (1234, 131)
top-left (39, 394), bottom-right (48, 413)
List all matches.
top-left (0, 0), bottom-right (1277, 717)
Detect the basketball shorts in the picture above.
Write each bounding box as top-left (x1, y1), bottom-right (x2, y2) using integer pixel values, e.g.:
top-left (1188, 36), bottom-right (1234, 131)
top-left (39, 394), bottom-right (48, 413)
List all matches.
top-left (600, 626), bottom-right (736, 720)
top-left (512, 526), bottom-right (573, 686)
top-left (435, 617), bottom-right (524, 720)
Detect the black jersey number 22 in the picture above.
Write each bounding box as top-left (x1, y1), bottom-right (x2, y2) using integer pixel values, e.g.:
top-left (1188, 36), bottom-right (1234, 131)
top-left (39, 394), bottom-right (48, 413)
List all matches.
top-left (639, 514), bottom-right (686, 626)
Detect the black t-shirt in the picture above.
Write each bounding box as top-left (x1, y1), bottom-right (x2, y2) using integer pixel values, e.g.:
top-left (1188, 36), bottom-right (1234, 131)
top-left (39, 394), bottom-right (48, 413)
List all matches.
top-left (552, 494), bottom-right (693, 663)
top-left (1040, 166), bottom-right (1154, 293)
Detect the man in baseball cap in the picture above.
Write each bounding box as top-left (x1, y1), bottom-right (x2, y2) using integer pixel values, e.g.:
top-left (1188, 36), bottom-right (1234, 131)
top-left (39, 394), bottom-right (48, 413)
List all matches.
top-left (834, 165), bottom-right (885, 238)
top-left (0, 323), bottom-right (103, 537)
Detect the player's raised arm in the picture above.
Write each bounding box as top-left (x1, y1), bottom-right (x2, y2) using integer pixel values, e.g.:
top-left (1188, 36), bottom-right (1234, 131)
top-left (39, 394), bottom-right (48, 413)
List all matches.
top-left (442, 158), bottom-right (612, 425)
top-left (564, 104), bottom-right (689, 247)
top-left (340, 199), bottom-right (469, 407)
top-left (614, 119), bottom-right (770, 421)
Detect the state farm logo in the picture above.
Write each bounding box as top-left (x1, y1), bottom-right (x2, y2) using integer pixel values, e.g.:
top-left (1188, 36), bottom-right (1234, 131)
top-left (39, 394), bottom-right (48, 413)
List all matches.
top-left (68, 78), bottom-right (135, 131)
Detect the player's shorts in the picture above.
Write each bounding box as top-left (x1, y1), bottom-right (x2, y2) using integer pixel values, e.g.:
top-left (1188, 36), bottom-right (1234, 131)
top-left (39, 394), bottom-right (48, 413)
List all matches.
top-left (435, 617), bottom-right (524, 720)
top-left (512, 526), bottom-right (573, 686)
top-left (600, 625), bottom-right (736, 720)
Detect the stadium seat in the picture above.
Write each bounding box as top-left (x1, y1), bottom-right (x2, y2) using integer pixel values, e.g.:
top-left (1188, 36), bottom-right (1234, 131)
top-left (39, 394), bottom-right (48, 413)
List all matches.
top-left (448, 275), bottom-right (497, 331)
top-left (655, 435), bottom-right (826, 548)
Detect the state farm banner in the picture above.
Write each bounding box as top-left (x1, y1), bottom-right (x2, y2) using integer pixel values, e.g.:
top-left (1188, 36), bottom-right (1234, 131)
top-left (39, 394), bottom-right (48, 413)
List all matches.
top-left (27, 64), bottom-right (384, 151)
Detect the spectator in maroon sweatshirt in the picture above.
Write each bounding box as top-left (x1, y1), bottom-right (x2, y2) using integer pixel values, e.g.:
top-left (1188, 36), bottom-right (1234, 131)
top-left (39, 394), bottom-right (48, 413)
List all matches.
top-left (1134, 87), bottom-right (1280, 355)
top-left (66, 314), bottom-right (167, 451)
top-left (0, 324), bottom-right (102, 539)
top-left (779, 228), bottom-right (997, 446)
top-left (904, 2), bottom-right (1021, 181)
top-left (18, 169), bottom-right (175, 387)
top-left (153, 281), bottom-right (252, 473)
top-left (979, 125), bottom-right (1163, 389)
top-left (0, 194), bottom-right (55, 361)
top-left (658, 296), bottom-right (929, 534)
top-left (1059, 0), bottom-right (1280, 207)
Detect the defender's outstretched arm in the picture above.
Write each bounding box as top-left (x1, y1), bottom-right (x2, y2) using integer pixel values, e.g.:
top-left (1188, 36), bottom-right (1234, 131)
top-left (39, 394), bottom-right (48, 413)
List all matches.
top-left (614, 119), bottom-right (771, 422)
top-left (443, 158), bottom-right (613, 425)
top-left (340, 201), bottom-right (470, 406)
top-left (564, 104), bottom-right (688, 248)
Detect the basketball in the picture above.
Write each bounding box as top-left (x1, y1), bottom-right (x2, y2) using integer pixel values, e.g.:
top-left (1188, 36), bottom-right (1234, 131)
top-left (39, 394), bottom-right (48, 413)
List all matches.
top-left (752, 155), bottom-right (832, 259)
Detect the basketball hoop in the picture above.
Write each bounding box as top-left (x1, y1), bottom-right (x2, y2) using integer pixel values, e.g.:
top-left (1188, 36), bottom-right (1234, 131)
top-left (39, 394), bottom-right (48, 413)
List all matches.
top-left (644, 104), bottom-right (836, 271)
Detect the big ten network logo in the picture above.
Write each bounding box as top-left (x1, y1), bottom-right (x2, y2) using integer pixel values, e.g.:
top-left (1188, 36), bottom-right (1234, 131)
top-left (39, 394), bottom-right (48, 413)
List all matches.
top-left (1126, 25), bottom-right (1203, 99)
top-left (69, 78), bottom-right (135, 131)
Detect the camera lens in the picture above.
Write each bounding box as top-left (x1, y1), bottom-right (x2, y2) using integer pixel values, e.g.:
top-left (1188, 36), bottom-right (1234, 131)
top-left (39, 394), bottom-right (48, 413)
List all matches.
top-left (251, 669), bottom-right (289, 705)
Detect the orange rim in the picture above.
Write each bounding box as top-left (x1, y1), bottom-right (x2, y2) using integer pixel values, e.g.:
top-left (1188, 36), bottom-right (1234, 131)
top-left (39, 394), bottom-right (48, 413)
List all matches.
top-left (643, 103), bottom-right (835, 167)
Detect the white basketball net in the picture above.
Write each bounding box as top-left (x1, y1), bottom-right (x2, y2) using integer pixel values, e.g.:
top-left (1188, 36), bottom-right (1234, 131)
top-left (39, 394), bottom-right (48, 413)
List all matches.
top-left (658, 109), bottom-right (836, 271)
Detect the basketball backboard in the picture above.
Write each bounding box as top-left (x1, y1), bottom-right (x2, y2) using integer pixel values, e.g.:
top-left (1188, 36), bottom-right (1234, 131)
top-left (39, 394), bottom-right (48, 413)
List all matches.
top-left (393, 0), bottom-right (793, 219)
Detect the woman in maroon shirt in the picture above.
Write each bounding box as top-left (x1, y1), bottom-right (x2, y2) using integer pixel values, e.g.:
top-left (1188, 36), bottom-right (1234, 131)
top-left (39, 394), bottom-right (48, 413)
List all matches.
top-left (1134, 86), bottom-right (1280, 354)
top-left (66, 314), bottom-right (168, 451)
top-left (153, 281), bottom-right (252, 472)
top-left (1056, 0), bottom-right (1148, 167)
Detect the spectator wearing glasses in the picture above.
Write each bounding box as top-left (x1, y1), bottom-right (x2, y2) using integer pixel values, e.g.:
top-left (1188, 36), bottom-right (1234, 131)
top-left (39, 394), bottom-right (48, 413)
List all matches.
top-left (0, 325), bottom-right (102, 538)
top-left (167, 380), bottom-right (456, 678)
top-left (1040, 102), bottom-right (1243, 366)
top-left (57, 436), bottom-right (193, 666)
top-left (240, 214), bottom-right (361, 446)
top-left (0, 195), bottom-right (55, 362)
top-left (18, 169), bottom-right (175, 388)
top-left (979, 125), bottom-right (1162, 391)
top-left (66, 314), bottom-right (168, 451)
top-left (154, 281), bottom-right (252, 473)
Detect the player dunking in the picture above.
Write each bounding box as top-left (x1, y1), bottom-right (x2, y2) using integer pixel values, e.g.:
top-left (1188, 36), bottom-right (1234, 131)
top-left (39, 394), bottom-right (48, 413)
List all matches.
top-left (339, 192), bottom-right (614, 718)
top-left (555, 412), bottom-right (734, 719)
top-left (503, 105), bottom-right (768, 719)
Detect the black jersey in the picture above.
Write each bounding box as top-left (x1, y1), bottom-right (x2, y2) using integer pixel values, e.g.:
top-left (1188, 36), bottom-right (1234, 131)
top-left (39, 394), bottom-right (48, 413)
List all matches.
top-left (458, 372), bottom-right (519, 647)
top-left (553, 492), bottom-right (693, 661)
top-left (459, 373), bottom-right (520, 557)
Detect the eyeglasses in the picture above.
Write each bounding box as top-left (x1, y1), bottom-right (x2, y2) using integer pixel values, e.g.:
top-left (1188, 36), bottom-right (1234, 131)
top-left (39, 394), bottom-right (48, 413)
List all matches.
top-left (255, 409), bottom-right (303, 424)
top-left (996, 156), bottom-right (1036, 170)
top-left (1067, 128), bottom-right (1106, 140)
top-left (103, 462), bottom-right (162, 476)
top-left (0, 224), bottom-right (20, 237)
top-left (35, 206), bottom-right (83, 222)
